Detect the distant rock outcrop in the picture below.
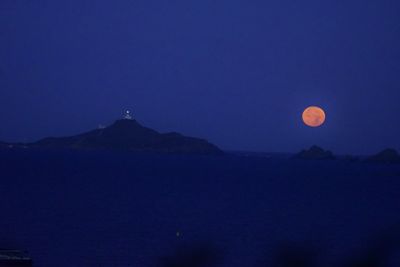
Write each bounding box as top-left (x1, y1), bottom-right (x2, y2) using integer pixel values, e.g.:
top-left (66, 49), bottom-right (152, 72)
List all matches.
top-left (366, 149), bottom-right (400, 164)
top-left (8, 119), bottom-right (223, 155)
top-left (293, 146), bottom-right (335, 160)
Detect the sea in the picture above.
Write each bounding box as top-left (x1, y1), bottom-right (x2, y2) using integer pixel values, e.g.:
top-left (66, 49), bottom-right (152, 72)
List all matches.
top-left (0, 149), bottom-right (400, 267)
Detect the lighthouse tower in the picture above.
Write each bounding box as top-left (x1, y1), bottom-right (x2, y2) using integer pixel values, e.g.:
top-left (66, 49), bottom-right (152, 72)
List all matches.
top-left (124, 110), bottom-right (133, 120)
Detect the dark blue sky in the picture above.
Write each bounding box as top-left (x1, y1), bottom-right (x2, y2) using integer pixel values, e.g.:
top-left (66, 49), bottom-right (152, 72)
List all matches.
top-left (1, 0), bottom-right (400, 154)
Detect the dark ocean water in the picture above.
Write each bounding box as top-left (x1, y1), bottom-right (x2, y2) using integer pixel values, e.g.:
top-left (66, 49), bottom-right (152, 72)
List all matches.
top-left (1, 149), bottom-right (400, 267)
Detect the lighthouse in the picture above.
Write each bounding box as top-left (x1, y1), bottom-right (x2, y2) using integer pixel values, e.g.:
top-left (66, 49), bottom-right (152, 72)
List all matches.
top-left (124, 110), bottom-right (133, 120)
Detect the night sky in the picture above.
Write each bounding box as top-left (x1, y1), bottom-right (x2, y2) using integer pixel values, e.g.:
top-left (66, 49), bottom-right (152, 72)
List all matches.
top-left (1, 0), bottom-right (400, 154)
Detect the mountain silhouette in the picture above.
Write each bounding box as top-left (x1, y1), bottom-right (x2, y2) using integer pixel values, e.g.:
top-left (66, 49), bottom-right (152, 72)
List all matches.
top-left (293, 145), bottom-right (335, 160)
top-left (14, 119), bottom-right (222, 154)
top-left (366, 148), bottom-right (400, 164)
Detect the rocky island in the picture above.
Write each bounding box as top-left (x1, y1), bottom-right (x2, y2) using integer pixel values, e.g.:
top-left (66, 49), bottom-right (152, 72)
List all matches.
top-left (2, 116), bottom-right (223, 155)
top-left (293, 145), bottom-right (335, 160)
top-left (366, 148), bottom-right (400, 164)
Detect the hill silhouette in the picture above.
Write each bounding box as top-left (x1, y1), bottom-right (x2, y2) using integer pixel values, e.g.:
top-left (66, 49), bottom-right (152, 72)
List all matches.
top-left (13, 119), bottom-right (222, 154)
top-left (366, 148), bottom-right (400, 164)
top-left (293, 146), bottom-right (335, 160)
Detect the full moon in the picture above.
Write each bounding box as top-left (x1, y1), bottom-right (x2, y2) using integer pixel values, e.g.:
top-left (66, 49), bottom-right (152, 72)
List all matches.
top-left (302, 106), bottom-right (326, 127)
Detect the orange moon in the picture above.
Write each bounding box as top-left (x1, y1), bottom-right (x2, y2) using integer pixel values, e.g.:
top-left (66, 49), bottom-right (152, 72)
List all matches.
top-left (302, 106), bottom-right (326, 127)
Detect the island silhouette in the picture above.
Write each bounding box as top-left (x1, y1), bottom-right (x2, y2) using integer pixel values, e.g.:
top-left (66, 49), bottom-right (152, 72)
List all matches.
top-left (1, 118), bottom-right (222, 155)
top-left (2, 118), bottom-right (400, 163)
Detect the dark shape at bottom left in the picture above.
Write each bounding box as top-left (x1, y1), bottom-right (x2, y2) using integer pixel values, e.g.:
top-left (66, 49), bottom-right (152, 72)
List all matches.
top-left (0, 250), bottom-right (32, 267)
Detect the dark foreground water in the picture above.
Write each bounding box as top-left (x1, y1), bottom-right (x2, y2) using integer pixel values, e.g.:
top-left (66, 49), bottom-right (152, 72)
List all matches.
top-left (0, 150), bottom-right (400, 267)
